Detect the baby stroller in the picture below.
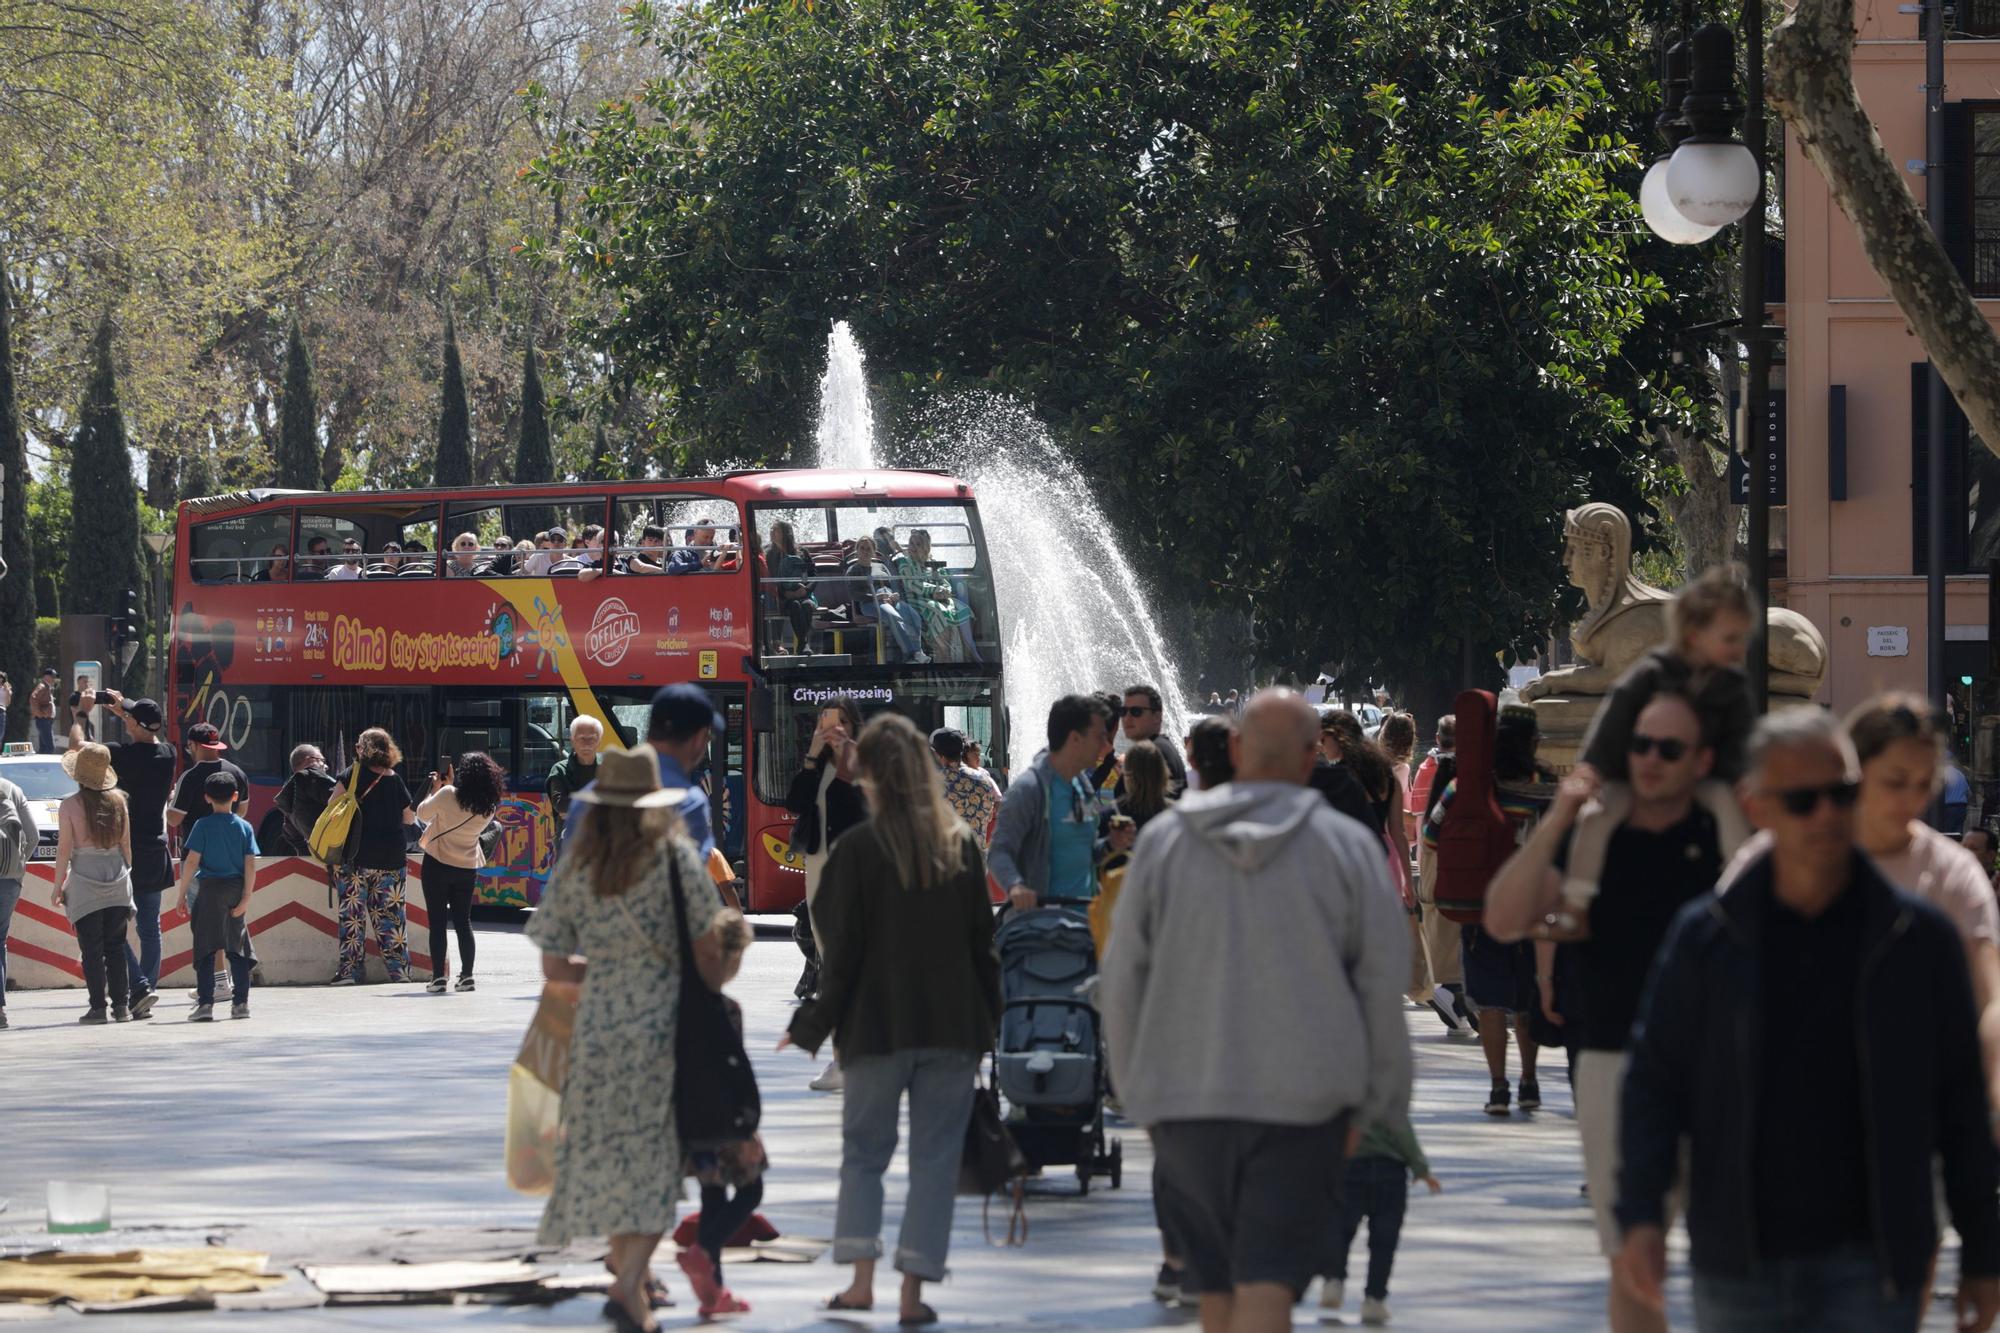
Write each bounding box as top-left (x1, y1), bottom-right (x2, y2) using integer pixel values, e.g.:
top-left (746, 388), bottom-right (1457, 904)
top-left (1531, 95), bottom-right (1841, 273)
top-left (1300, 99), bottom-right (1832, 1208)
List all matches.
top-left (993, 906), bottom-right (1122, 1194)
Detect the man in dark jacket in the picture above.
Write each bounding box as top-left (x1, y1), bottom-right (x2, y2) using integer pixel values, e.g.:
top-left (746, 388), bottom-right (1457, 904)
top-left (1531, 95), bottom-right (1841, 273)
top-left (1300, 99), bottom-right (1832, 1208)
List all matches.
top-left (273, 743), bottom-right (337, 855)
top-left (1616, 707), bottom-right (2000, 1330)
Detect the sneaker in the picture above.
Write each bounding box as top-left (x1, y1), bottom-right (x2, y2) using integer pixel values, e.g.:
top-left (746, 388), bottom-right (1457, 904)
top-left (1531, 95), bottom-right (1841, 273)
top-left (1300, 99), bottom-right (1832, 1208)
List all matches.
top-left (187, 975), bottom-right (231, 1002)
top-left (1484, 1080), bottom-right (1511, 1116)
top-left (189, 1003), bottom-right (214, 1023)
top-left (112, 1006), bottom-right (130, 1022)
top-left (130, 991), bottom-right (158, 1020)
top-left (454, 976), bottom-right (475, 992)
top-left (809, 1061), bottom-right (845, 1092)
top-left (426, 977), bottom-right (448, 994)
top-left (78, 1009), bottom-right (108, 1025)
top-left (1153, 1263), bottom-right (1182, 1304)
top-left (1320, 1278), bottom-right (1345, 1312)
top-left (1518, 1078), bottom-right (1542, 1112)
top-left (909, 651), bottom-right (932, 665)
top-left (1360, 1296), bottom-right (1391, 1325)
top-left (230, 1001), bottom-right (249, 1020)
top-left (0, 1010), bottom-right (9, 1029)
top-left (1426, 996), bottom-right (1462, 1032)
top-left (330, 973), bottom-right (362, 986)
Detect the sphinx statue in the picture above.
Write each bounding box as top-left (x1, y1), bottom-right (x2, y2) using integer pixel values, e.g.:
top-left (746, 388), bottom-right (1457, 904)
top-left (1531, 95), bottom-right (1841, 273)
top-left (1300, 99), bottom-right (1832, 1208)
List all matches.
top-left (1522, 502), bottom-right (1828, 767)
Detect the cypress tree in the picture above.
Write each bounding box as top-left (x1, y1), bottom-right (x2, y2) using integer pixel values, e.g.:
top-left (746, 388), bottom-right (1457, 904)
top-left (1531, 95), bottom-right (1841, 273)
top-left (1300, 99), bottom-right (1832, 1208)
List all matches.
top-left (276, 315), bottom-right (321, 490)
top-left (0, 263), bottom-right (36, 740)
top-left (64, 315), bottom-right (145, 676)
top-left (434, 307), bottom-right (472, 488)
top-left (581, 421), bottom-right (616, 483)
top-left (512, 337), bottom-right (554, 534)
top-left (180, 444), bottom-right (216, 502)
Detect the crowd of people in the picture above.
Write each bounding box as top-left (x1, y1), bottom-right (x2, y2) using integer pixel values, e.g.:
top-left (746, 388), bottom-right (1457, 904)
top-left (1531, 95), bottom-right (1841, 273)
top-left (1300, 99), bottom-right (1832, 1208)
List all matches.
top-left (19, 554), bottom-right (2000, 1331)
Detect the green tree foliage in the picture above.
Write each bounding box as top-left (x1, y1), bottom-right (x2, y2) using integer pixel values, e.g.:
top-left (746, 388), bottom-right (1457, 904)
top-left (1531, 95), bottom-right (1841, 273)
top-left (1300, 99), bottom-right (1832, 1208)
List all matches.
top-left (180, 445), bottom-right (216, 503)
top-left (537, 0), bottom-right (1674, 683)
top-left (512, 338), bottom-right (556, 532)
top-left (64, 318), bottom-right (145, 649)
top-left (434, 308), bottom-right (473, 488)
top-left (0, 263), bottom-right (34, 739)
top-left (580, 421), bottom-right (616, 483)
top-left (277, 317), bottom-right (322, 490)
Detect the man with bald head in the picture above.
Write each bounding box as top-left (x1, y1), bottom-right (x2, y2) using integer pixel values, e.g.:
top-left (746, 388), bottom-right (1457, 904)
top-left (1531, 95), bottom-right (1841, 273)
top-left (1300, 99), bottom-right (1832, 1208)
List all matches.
top-left (1486, 691), bottom-right (1724, 1332)
top-left (1101, 688), bottom-right (1411, 1333)
top-left (1617, 708), bottom-right (2000, 1331)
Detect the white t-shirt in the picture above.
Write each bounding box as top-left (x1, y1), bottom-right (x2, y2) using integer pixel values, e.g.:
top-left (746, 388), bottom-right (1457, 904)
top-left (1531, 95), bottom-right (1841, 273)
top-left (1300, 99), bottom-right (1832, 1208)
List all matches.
top-left (325, 563), bottom-right (362, 581)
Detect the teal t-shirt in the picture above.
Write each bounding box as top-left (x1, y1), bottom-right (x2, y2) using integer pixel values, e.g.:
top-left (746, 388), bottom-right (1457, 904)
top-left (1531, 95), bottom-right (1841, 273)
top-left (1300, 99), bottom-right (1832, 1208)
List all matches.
top-left (1046, 774), bottom-right (1098, 901)
top-left (186, 812), bottom-right (258, 880)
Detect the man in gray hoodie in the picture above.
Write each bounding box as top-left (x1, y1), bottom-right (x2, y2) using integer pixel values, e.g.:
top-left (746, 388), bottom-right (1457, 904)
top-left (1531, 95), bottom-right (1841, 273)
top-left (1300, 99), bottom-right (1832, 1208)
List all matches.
top-left (0, 772), bottom-right (33, 1030)
top-left (1101, 688), bottom-right (1412, 1333)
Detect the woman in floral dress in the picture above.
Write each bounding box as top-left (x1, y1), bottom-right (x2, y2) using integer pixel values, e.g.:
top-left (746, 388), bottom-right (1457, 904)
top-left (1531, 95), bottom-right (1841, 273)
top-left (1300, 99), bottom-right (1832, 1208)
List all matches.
top-left (525, 744), bottom-right (726, 1333)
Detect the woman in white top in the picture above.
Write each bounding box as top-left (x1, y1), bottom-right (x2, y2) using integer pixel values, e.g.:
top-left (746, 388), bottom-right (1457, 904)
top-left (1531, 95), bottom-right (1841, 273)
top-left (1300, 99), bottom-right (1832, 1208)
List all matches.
top-left (51, 743), bottom-right (135, 1023)
top-left (416, 751), bottom-right (504, 993)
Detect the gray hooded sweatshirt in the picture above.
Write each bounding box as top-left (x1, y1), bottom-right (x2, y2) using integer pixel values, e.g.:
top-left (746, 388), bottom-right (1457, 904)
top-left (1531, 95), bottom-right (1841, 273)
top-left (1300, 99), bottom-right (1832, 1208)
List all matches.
top-left (1099, 781), bottom-right (1412, 1130)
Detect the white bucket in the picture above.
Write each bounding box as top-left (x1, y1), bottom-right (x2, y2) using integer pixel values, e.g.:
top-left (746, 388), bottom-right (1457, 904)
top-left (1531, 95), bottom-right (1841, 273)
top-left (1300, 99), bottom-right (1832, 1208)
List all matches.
top-left (46, 1181), bottom-right (111, 1234)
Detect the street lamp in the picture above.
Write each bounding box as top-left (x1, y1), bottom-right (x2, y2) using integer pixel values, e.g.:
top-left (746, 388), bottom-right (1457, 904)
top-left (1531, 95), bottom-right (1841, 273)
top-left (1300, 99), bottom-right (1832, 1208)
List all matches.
top-left (1640, 7), bottom-right (1774, 712)
top-left (143, 531), bottom-right (171, 701)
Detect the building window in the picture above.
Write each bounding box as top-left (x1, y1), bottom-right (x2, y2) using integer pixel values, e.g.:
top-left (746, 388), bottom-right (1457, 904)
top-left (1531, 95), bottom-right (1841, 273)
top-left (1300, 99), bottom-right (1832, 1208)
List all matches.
top-left (1972, 108), bottom-right (2000, 296)
top-left (1959, 0), bottom-right (2000, 36)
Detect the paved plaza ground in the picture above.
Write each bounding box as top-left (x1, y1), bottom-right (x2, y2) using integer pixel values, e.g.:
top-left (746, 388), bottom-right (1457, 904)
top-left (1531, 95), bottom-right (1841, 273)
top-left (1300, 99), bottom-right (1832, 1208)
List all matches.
top-left (0, 918), bottom-right (1963, 1329)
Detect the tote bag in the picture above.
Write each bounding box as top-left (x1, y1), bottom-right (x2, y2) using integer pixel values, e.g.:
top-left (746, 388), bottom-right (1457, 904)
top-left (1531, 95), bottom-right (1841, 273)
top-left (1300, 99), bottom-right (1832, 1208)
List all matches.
top-left (505, 983), bottom-right (576, 1195)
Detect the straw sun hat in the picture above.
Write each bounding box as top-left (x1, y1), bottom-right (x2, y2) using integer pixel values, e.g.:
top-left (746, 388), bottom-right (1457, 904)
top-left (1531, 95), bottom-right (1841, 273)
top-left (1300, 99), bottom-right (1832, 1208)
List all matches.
top-left (62, 743), bottom-right (118, 792)
top-left (571, 744), bottom-right (688, 810)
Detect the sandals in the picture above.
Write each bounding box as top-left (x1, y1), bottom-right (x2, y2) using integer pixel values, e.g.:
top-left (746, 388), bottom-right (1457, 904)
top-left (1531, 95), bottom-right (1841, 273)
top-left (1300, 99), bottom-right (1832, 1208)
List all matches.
top-left (900, 1303), bottom-right (939, 1327)
top-left (825, 1293), bottom-right (873, 1312)
top-left (701, 1288), bottom-right (751, 1319)
top-left (601, 1294), bottom-right (659, 1333)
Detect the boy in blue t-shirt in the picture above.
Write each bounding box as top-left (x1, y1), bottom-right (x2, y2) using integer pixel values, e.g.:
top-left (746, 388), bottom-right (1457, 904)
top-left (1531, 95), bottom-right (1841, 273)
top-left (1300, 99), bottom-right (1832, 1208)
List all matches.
top-left (173, 771), bottom-right (261, 1021)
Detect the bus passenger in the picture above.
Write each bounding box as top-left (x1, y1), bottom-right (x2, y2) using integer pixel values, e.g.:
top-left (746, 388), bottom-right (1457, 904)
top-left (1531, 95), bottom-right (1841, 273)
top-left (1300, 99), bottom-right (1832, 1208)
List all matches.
top-left (576, 526), bottom-right (610, 584)
top-left (331, 727), bottom-right (416, 985)
top-left (844, 537), bottom-right (926, 664)
top-left (399, 540), bottom-right (433, 576)
top-left (668, 521), bottom-right (723, 574)
top-left (626, 525), bottom-right (669, 574)
top-left (447, 532), bottom-right (484, 578)
top-left (371, 541), bottom-right (404, 578)
top-left (301, 535), bottom-right (333, 579)
top-left (766, 521), bottom-right (818, 652)
top-left (326, 539), bottom-right (364, 581)
top-left (255, 545), bottom-right (292, 583)
top-left (895, 530), bottom-right (972, 664)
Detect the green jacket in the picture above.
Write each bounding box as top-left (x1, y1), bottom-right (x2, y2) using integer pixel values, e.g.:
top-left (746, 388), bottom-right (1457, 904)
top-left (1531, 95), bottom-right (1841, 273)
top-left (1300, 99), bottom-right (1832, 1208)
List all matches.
top-left (1354, 1111), bottom-right (1430, 1179)
top-left (545, 753), bottom-right (598, 826)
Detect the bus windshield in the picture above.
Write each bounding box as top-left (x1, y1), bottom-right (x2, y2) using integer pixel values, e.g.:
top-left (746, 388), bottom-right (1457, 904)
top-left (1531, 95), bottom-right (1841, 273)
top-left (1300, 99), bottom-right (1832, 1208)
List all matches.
top-left (748, 500), bottom-right (998, 669)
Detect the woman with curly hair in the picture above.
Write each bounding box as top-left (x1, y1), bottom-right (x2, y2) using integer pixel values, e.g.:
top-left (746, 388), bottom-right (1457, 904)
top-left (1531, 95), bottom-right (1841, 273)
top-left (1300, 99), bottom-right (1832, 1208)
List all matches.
top-left (332, 727), bottom-right (416, 984)
top-left (418, 750), bottom-right (505, 993)
top-left (1323, 710), bottom-right (1415, 909)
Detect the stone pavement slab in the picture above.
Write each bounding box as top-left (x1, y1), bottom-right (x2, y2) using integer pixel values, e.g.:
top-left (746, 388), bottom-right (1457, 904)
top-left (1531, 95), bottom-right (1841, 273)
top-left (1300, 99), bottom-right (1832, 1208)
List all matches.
top-left (0, 919), bottom-right (1959, 1329)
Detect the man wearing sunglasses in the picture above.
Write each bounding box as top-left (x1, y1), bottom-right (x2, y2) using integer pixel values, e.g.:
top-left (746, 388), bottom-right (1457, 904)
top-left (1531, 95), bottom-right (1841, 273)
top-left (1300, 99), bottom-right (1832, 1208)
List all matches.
top-left (1486, 692), bottom-right (1722, 1333)
top-left (1119, 684), bottom-right (1187, 799)
top-left (1616, 708), bottom-right (2000, 1332)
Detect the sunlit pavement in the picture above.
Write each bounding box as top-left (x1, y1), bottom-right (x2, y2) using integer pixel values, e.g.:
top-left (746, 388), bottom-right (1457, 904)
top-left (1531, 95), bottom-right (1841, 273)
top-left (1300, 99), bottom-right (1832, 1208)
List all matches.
top-left (0, 919), bottom-right (1965, 1329)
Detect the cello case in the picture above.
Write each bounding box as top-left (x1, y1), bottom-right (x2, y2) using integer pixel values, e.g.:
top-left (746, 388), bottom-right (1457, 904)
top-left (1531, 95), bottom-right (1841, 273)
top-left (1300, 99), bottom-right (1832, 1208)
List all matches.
top-left (1433, 689), bottom-right (1520, 925)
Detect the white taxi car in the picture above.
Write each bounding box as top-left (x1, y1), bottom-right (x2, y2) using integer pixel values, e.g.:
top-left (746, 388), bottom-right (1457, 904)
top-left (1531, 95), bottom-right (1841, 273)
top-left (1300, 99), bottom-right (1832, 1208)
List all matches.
top-left (0, 745), bottom-right (76, 860)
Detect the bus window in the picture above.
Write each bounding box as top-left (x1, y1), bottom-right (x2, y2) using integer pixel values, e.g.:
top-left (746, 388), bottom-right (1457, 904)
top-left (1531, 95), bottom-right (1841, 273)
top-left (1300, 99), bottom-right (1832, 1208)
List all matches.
top-left (752, 678), bottom-right (1002, 805)
top-left (612, 496), bottom-right (743, 575)
top-left (517, 693), bottom-right (576, 791)
top-left (190, 510), bottom-right (294, 583)
top-left (296, 501), bottom-right (441, 581)
top-left (747, 500), bottom-right (999, 668)
top-left (447, 498), bottom-right (607, 576)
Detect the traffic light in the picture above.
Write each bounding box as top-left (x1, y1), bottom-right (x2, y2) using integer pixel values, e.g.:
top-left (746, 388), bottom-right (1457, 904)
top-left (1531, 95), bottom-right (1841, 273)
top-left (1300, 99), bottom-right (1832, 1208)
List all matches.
top-left (108, 589), bottom-right (141, 650)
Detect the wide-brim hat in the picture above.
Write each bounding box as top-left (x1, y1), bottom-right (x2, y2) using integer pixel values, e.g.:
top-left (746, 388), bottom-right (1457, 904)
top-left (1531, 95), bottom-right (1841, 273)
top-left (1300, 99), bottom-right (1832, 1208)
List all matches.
top-left (571, 744), bottom-right (687, 810)
top-left (62, 743), bottom-right (118, 792)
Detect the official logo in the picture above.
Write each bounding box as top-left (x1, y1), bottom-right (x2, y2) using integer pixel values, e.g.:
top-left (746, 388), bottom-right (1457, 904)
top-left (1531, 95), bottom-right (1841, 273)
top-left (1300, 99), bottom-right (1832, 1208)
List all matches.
top-left (585, 598), bottom-right (641, 666)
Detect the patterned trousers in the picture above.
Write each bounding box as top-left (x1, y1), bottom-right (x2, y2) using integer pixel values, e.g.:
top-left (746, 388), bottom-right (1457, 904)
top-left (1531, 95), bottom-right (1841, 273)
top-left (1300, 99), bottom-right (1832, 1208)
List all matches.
top-left (334, 866), bottom-right (410, 980)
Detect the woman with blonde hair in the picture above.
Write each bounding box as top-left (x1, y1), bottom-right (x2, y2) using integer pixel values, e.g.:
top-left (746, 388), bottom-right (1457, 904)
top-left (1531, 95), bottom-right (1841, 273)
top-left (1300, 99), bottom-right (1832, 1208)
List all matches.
top-left (783, 713), bottom-right (1001, 1326)
top-left (527, 745), bottom-right (727, 1333)
top-left (51, 743), bottom-right (134, 1023)
top-left (331, 727), bottom-right (417, 984)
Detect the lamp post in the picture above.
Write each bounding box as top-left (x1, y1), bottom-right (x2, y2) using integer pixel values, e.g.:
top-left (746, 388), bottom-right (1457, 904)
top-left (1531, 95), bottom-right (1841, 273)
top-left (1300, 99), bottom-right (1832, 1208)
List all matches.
top-left (1642, 6), bottom-right (1773, 713)
top-left (143, 531), bottom-right (171, 702)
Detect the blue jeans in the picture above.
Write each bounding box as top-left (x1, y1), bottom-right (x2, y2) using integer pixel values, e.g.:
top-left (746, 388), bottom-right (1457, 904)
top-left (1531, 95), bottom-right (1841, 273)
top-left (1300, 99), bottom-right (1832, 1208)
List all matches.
top-left (1692, 1247), bottom-right (1920, 1332)
top-left (0, 876), bottom-right (19, 1008)
top-left (126, 889), bottom-right (163, 994)
top-left (864, 601), bottom-right (924, 659)
top-left (197, 951), bottom-right (253, 1006)
top-left (1329, 1156), bottom-right (1408, 1300)
top-left (34, 717), bottom-right (53, 753)
top-left (834, 1047), bottom-right (978, 1281)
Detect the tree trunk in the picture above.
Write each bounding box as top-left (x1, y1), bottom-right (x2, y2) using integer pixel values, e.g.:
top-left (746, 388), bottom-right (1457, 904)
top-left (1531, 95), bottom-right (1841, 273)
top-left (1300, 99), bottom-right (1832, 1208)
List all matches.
top-left (1770, 0), bottom-right (2000, 457)
top-left (1656, 418), bottom-right (1739, 574)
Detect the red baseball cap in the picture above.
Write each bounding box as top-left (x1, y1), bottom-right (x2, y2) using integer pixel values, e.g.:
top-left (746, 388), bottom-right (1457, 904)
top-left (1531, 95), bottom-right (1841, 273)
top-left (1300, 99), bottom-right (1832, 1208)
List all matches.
top-left (186, 722), bottom-right (227, 752)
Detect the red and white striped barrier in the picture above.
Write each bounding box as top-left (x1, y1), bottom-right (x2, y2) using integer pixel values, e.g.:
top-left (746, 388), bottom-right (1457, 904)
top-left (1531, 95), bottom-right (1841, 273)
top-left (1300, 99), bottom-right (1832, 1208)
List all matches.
top-left (6, 856), bottom-right (445, 989)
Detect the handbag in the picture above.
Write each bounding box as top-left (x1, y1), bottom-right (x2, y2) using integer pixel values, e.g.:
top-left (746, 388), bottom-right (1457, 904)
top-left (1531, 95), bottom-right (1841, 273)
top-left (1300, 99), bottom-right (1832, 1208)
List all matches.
top-left (959, 1054), bottom-right (1029, 1246)
top-left (505, 983), bottom-right (576, 1195)
top-left (664, 856), bottom-right (762, 1143)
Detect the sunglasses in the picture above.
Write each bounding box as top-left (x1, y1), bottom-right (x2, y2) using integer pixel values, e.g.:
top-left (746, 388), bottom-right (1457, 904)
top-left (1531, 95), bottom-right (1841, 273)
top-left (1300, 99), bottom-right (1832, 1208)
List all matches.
top-left (1772, 779), bottom-right (1861, 817)
top-left (1628, 733), bottom-right (1690, 762)
top-left (1123, 706), bottom-right (1155, 717)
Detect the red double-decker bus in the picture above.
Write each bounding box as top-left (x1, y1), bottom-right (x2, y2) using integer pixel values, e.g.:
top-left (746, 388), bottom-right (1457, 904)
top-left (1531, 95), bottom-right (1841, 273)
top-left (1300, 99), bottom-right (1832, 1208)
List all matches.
top-left (167, 470), bottom-right (1009, 911)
